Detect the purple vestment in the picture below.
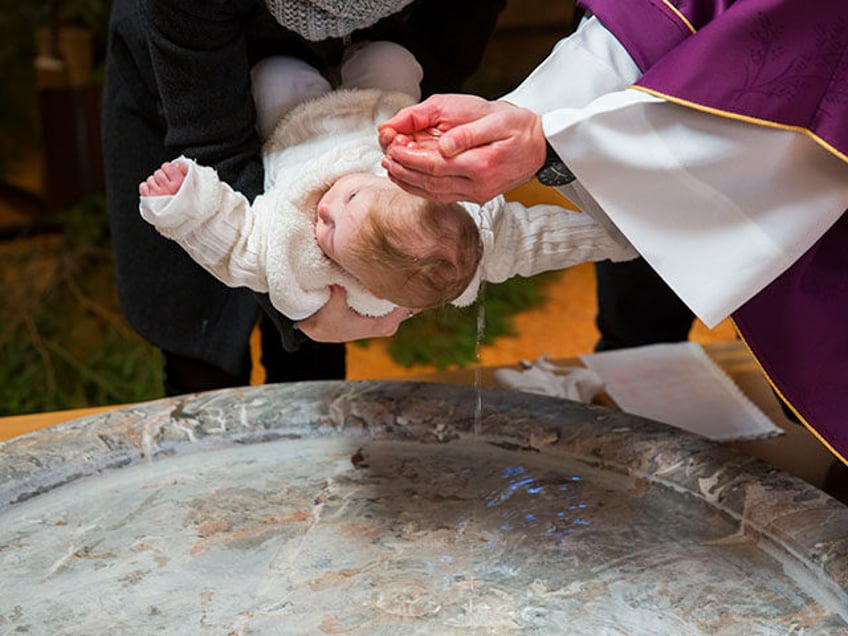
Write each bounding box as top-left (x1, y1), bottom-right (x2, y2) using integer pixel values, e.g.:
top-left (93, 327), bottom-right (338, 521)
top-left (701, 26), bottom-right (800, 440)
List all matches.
top-left (580, 0), bottom-right (848, 462)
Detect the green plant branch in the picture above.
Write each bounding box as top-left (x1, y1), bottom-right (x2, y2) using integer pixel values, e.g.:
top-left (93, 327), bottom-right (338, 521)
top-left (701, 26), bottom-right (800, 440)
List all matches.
top-left (1, 195), bottom-right (164, 416)
top-left (42, 337), bottom-right (126, 403)
top-left (64, 268), bottom-right (133, 337)
top-left (385, 272), bottom-right (561, 369)
top-left (23, 313), bottom-right (57, 403)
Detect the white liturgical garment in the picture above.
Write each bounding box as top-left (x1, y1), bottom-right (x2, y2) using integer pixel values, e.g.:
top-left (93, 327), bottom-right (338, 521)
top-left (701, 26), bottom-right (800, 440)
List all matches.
top-left (505, 17), bottom-right (848, 327)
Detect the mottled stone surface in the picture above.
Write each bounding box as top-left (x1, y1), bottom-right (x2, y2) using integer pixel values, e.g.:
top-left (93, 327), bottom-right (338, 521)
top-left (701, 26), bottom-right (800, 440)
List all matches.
top-left (1, 381), bottom-right (846, 634)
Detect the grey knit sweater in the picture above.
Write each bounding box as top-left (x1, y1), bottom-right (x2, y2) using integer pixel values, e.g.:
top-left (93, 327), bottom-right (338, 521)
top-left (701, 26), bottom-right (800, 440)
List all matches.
top-left (265, 0), bottom-right (416, 41)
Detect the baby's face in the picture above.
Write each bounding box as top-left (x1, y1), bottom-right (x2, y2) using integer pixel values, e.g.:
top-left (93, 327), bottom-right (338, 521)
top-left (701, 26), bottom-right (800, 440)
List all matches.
top-left (315, 172), bottom-right (394, 282)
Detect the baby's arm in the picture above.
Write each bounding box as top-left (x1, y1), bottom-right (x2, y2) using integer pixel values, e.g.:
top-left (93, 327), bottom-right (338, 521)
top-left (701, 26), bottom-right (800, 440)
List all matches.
top-left (139, 161), bottom-right (188, 197)
top-left (451, 196), bottom-right (637, 307)
top-left (479, 197), bottom-right (637, 285)
top-left (139, 156), bottom-right (269, 293)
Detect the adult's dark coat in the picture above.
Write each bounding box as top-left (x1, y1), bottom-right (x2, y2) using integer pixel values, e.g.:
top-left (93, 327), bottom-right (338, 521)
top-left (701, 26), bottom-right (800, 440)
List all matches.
top-left (103, 0), bottom-right (505, 374)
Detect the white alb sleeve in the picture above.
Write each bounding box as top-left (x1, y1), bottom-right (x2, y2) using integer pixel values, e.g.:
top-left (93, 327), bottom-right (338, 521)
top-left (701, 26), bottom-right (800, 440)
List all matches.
top-left (502, 15), bottom-right (639, 112)
top-left (503, 13), bottom-right (848, 327)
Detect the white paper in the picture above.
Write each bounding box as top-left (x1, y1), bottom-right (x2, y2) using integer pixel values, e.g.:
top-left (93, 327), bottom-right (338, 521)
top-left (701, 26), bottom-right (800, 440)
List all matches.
top-left (579, 342), bottom-right (782, 441)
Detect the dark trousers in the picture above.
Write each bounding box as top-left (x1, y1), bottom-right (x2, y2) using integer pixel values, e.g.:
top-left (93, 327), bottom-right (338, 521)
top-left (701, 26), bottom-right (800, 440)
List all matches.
top-left (594, 257), bottom-right (694, 352)
top-left (163, 313), bottom-right (345, 396)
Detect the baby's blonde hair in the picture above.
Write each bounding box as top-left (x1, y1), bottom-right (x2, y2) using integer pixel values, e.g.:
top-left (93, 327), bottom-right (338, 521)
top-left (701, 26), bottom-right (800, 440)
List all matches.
top-left (351, 186), bottom-right (482, 309)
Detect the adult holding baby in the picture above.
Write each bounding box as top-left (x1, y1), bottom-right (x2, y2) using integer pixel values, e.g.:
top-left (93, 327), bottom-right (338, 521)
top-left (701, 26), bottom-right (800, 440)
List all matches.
top-left (102, 0), bottom-right (505, 396)
top-left (379, 0), bottom-right (848, 462)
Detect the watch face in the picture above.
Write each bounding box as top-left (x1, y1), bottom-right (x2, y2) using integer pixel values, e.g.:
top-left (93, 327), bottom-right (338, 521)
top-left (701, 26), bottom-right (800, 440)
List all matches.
top-left (537, 161), bottom-right (576, 187)
top-left (536, 141), bottom-right (576, 186)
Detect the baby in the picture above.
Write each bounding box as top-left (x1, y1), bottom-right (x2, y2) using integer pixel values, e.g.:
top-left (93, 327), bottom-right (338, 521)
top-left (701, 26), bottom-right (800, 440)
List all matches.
top-left (139, 44), bottom-right (635, 323)
top-left (140, 154), bottom-right (482, 318)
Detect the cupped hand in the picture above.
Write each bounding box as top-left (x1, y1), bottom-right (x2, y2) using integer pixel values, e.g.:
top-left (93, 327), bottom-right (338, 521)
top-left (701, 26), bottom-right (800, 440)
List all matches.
top-left (378, 93), bottom-right (504, 154)
top-left (296, 285), bottom-right (414, 342)
top-left (378, 94), bottom-right (547, 204)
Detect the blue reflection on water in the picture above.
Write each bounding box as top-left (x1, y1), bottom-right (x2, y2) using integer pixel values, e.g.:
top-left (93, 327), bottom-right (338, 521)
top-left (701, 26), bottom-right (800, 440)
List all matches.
top-left (482, 466), bottom-right (592, 545)
top-left (501, 466), bottom-right (527, 478)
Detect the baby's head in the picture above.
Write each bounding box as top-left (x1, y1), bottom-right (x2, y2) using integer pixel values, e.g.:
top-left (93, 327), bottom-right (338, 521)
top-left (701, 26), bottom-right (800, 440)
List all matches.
top-left (315, 173), bottom-right (482, 309)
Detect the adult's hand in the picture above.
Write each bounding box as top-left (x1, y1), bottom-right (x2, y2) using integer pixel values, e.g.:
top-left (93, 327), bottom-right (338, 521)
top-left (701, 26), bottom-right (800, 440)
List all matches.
top-left (378, 94), bottom-right (547, 204)
top-left (295, 286), bottom-right (413, 342)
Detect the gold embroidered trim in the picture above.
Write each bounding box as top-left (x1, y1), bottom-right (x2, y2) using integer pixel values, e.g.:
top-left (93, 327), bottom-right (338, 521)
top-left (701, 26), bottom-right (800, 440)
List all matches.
top-left (629, 85), bottom-right (848, 165)
top-left (730, 318), bottom-right (848, 467)
top-left (659, 0), bottom-right (696, 33)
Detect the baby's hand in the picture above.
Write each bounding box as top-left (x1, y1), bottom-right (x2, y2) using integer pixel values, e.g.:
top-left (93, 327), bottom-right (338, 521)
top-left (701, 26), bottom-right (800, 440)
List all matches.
top-left (139, 161), bottom-right (188, 197)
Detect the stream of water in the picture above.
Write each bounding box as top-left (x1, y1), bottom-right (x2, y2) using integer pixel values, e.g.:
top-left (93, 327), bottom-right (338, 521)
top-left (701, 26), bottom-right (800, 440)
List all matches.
top-left (468, 290), bottom-right (487, 627)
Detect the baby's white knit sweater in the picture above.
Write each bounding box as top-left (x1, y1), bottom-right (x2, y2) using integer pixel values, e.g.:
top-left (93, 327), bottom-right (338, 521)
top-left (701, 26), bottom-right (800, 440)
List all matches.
top-left (140, 89), bottom-right (635, 319)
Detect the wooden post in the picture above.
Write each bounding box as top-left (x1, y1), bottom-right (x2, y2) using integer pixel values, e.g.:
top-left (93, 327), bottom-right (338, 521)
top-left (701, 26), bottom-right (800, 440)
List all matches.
top-left (35, 17), bottom-right (104, 212)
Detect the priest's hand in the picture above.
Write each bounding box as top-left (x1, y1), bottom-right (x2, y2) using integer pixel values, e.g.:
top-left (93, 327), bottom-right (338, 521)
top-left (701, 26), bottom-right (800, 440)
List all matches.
top-left (378, 94), bottom-right (547, 204)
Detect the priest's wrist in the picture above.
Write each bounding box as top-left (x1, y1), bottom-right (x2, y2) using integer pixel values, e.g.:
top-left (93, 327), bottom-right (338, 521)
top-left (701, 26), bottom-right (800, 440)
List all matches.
top-left (535, 140), bottom-right (576, 187)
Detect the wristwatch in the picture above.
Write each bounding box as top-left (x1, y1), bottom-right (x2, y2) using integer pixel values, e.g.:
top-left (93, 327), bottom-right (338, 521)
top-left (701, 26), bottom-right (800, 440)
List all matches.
top-left (535, 140), bottom-right (576, 187)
